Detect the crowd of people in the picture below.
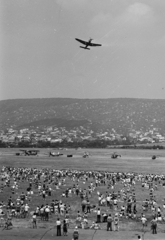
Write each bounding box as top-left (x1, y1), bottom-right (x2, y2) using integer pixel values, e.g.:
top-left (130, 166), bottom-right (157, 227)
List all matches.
top-left (0, 165), bottom-right (165, 236)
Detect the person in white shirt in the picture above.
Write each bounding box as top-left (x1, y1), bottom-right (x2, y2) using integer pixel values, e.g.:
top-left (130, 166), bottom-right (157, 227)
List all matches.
top-left (96, 208), bottom-right (101, 223)
top-left (32, 213), bottom-right (37, 228)
top-left (141, 214), bottom-right (147, 230)
top-left (24, 204), bottom-right (29, 217)
top-left (60, 203), bottom-right (64, 215)
top-left (56, 218), bottom-right (61, 236)
top-left (45, 205), bottom-right (50, 221)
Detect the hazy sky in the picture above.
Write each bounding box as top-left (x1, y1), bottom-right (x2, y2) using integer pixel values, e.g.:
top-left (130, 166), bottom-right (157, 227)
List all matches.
top-left (1, 0), bottom-right (165, 100)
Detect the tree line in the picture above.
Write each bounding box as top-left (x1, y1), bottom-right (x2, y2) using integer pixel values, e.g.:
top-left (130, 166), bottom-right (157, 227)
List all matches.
top-left (0, 139), bottom-right (165, 150)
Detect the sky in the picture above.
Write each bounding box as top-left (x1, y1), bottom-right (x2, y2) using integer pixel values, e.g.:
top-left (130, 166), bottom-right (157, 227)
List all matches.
top-left (1, 0), bottom-right (165, 100)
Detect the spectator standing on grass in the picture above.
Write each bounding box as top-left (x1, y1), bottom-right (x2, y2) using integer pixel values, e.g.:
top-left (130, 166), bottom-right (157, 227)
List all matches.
top-left (56, 218), bottom-right (62, 236)
top-left (141, 214), bottom-right (147, 231)
top-left (113, 213), bottom-right (119, 231)
top-left (81, 199), bottom-right (86, 213)
top-left (45, 204), bottom-right (50, 221)
top-left (151, 216), bottom-right (157, 234)
top-left (42, 189), bottom-right (46, 199)
top-left (113, 198), bottom-right (118, 211)
top-left (86, 200), bottom-right (91, 213)
top-left (24, 203), bottom-right (30, 218)
top-left (63, 219), bottom-right (68, 236)
top-left (133, 200), bottom-right (137, 218)
top-left (96, 208), bottom-right (101, 223)
top-left (32, 212), bottom-right (37, 228)
top-left (107, 214), bottom-right (113, 231)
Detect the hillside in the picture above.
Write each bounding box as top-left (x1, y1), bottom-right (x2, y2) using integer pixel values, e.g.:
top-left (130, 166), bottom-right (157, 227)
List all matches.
top-left (0, 98), bottom-right (165, 135)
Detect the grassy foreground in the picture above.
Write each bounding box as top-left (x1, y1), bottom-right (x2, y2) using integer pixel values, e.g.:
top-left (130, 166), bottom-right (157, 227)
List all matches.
top-left (0, 148), bottom-right (165, 240)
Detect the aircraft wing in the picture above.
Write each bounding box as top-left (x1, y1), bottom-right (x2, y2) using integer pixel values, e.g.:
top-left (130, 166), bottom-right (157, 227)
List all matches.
top-left (89, 42), bottom-right (102, 47)
top-left (75, 38), bottom-right (87, 45)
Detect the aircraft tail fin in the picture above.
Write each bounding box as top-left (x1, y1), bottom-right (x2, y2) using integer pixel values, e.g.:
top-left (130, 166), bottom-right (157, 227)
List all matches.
top-left (80, 46), bottom-right (90, 50)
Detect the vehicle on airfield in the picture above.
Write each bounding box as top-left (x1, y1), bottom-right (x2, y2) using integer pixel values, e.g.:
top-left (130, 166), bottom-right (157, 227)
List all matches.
top-left (75, 38), bottom-right (102, 50)
top-left (15, 152), bottom-right (22, 156)
top-left (16, 149), bottom-right (40, 156)
top-left (111, 152), bottom-right (121, 159)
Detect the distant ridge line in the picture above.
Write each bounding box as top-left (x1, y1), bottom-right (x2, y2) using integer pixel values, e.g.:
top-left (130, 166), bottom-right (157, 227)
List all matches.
top-left (1, 98), bottom-right (165, 135)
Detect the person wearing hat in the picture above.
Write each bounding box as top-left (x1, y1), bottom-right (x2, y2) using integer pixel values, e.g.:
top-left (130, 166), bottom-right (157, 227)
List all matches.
top-left (73, 226), bottom-right (79, 240)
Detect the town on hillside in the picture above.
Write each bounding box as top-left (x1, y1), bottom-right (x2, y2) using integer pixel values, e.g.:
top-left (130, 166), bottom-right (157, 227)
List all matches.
top-left (0, 126), bottom-right (165, 148)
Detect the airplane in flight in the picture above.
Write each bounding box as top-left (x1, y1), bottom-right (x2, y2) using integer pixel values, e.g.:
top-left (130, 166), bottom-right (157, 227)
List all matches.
top-left (75, 38), bottom-right (102, 50)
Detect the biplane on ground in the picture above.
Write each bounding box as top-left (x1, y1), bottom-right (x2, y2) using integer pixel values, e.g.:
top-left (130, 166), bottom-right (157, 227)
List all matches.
top-left (15, 150), bottom-right (39, 156)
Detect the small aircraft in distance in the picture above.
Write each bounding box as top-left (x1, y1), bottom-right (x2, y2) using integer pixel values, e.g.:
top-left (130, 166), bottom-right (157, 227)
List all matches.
top-left (83, 152), bottom-right (90, 158)
top-left (151, 155), bottom-right (161, 160)
top-left (111, 152), bottom-right (121, 159)
top-left (49, 151), bottom-right (63, 157)
top-left (75, 38), bottom-right (102, 50)
top-left (16, 149), bottom-right (39, 156)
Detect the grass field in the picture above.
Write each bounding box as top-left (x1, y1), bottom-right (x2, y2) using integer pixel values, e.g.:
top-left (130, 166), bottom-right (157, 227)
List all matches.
top-left (1, 147), bottom-right (165, 173)
top-left (0, 147), bottom-right (165, 240)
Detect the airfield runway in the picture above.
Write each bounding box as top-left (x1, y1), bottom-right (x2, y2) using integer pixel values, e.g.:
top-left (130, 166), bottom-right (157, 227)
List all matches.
top-left (1, 147), bottom-right (165, 174)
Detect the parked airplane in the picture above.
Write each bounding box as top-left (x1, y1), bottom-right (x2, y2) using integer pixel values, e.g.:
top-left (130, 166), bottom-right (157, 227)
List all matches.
top-left (75, 38), bottom-right (102, 50)
top-left (83, 152), bottom-right (90, 158)
top-left (16, 149), bottom-right (40, 156)
top-left (111, 152), bottom-right (121, 159)
top-left (151, 155), bottom-right (161, 160)
top-left (49, 151), bottom-right (63, 157)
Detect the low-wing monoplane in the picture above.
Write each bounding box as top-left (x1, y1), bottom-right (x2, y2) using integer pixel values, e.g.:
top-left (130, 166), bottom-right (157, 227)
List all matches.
top-left (75, 38), bottom-right (102, 50)
top-left (49, 151), bottom-right (63, 157)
